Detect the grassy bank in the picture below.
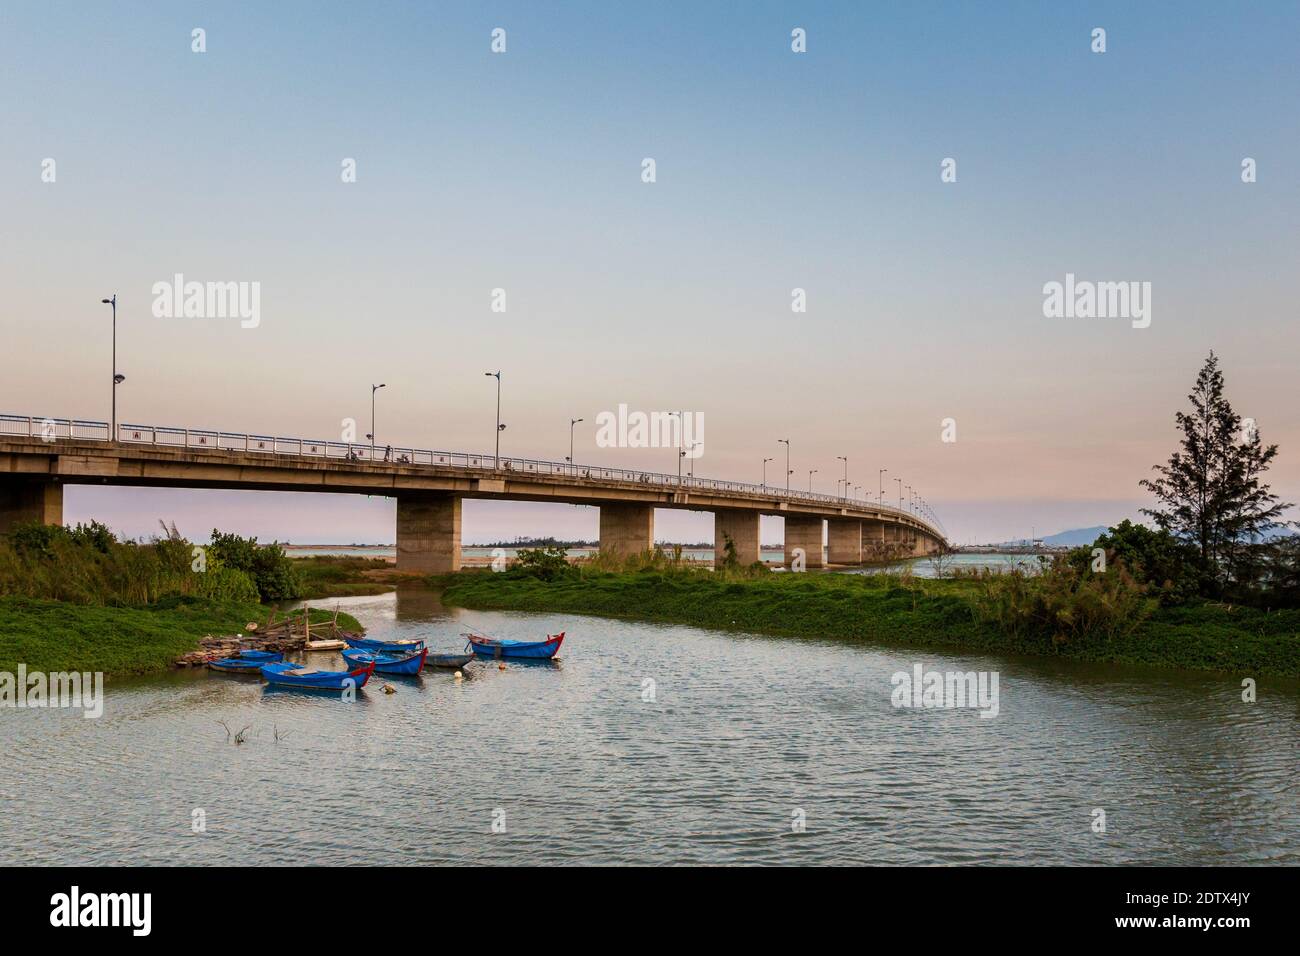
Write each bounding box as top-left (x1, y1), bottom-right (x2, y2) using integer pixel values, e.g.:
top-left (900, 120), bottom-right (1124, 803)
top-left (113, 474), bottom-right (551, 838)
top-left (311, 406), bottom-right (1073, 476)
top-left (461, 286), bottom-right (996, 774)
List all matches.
top-left (439, 570), bottom-right (1300, 676)
top-left (0, 597), bottom-right (361, 678)
top-left (291, 555), bottom-right (402, 599)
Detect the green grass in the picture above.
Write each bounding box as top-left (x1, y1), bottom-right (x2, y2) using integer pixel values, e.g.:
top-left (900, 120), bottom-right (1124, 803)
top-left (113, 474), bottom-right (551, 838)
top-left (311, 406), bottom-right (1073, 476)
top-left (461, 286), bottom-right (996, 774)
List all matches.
top-left (439, 570), bottom-right (1300, 676)
top-left (0, 597), bottom-right (363, 678)
top-left (291, 555), bottom-right (397, 599)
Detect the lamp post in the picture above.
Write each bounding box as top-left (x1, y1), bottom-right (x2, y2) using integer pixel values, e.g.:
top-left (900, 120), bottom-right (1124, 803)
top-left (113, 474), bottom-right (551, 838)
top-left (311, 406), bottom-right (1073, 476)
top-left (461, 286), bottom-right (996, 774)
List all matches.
top-left (368, 383), bottom-right (386, 459)
top-left (837, 456), bottom-right (848, 501)
top-left (484, 371), bottom-right (502, 467)
top-left (778, 439), bottom-right (790, 493)
top-left (762, 457), bottom-right (773, 487)
top-left (808, 469), bottom-right (818, 493)
top-left (568, 417), bottom-right (584, 471)
top-left (684, 441), bottom-right (701, 479)
top-left (101, 295), bottom-right (123, 437)
top-left (879, 468), bottom-right (888, 544)
top-left (895, 477), bottom-right (903, 513)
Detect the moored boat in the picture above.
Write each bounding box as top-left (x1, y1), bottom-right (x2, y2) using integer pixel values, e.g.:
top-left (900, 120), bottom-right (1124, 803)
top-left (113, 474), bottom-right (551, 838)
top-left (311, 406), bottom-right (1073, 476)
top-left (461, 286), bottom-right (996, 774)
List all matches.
top-left (260, 660), bottom-right (374, 691)
top-left (465, 631), bottom-right (564, 660)
top-left (208, 649), bottom-right (284, 673)
top-left (340, 646), bottom-right (428, 676)
top-left (426, 652), bottom-right (474, 669)
top-left (344, 636), bottom-right (426, 653)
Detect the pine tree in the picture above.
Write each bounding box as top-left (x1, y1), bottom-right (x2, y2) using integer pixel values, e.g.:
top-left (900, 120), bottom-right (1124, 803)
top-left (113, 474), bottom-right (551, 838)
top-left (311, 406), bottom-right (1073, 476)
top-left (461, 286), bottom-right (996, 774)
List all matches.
top-left (1140, 352), bottom-right (1289, 595)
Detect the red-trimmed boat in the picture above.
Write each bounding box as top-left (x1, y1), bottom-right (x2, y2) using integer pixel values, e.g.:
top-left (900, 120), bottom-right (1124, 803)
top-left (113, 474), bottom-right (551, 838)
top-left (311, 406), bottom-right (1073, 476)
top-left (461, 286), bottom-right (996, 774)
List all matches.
top-left (341, 646), bottom-right (428, 675)
top-left (260, 660), bottom-right (375, 691)
top-left (464, 631), bottom-right (564, 661)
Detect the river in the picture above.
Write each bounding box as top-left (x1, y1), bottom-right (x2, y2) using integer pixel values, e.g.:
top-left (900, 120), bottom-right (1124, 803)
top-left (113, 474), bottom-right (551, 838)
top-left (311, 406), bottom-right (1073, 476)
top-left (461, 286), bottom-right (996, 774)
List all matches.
top-left (3, 589), bottom-right (1296, 865)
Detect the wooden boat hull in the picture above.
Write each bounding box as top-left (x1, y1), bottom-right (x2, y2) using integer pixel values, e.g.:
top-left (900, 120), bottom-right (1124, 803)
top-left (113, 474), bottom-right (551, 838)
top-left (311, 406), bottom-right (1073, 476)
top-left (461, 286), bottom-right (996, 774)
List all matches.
top-left (260, 661), bottom-right (374, 690)
top-left (467, 632), bottom-right (564, 660)
top-left (341, 647), bottom-right (428, 675)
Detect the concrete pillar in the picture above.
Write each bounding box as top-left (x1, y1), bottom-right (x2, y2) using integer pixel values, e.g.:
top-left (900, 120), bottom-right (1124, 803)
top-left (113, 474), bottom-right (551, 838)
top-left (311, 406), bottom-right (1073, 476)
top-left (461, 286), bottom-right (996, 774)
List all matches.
top-left (599, 502), bottom-right (654, 558)
top-left (827, 518), bottom-right (863, 565)
top-left (396, 493), bottom-right (461, 573)
top-left (714, 509), bottom-right (760, 567)
top-left (861, 519), bottom-right (888, 556)
top-left (784, 515), bottom-right (824, 569)
top-left (0, 479), bottom-right (63, 533)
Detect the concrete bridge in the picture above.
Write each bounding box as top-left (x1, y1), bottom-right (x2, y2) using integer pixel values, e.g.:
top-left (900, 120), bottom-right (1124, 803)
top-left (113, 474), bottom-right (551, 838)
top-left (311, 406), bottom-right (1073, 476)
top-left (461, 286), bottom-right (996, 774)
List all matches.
top-left (0, 414), bottom-right (948, 571)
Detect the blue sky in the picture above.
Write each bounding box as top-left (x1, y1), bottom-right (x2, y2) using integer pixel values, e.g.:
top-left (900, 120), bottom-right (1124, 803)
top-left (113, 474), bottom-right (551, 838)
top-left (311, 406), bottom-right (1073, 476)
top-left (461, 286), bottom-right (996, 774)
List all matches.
top-left (2, 1), bottom-right (1297, 543)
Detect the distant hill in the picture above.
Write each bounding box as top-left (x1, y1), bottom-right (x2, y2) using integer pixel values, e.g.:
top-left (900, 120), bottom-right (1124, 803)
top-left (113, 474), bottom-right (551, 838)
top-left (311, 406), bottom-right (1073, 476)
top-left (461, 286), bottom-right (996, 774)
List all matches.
top-left (1041, 526), bottom-right (1109, 547)
top-left (994, 522), bottom-right (1297, 549)
top-left (994, 526), bottom-right (1109, 548)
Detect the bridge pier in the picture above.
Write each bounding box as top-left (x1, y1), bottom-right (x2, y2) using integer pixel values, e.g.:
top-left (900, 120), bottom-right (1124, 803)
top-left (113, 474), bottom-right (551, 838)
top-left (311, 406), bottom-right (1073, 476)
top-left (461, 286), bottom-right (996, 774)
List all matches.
top-left (0, 478), bottom-right (63, 533)
top-left (599, 502), bottom-right (654, 558)
top-left (396, 493), bottom-right (461, 573)
top-left (784, 516), bottom-right (824, 569)
top-left (827, 518), bottom-right (862, 565)
top-left (714, 509), bottom-right (760, 567)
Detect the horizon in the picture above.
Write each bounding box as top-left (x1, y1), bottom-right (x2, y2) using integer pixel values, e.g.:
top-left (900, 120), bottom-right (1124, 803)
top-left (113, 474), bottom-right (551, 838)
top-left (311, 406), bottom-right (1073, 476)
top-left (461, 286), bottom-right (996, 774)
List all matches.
top-left (5, 1), bottom-right (1298, 544)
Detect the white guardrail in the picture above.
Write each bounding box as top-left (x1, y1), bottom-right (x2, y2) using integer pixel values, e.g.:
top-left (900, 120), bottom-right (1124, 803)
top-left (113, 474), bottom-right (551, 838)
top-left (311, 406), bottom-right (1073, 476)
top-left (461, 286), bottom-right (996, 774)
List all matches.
top-left (1, 414), bottom-right (947, 538)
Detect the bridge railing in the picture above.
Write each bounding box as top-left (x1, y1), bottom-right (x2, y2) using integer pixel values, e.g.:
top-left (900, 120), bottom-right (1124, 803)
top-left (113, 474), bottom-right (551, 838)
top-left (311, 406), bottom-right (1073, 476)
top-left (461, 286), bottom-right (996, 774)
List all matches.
top-left (1, 413), bottom-right (945, 537)
top-left (0, 415), bottom-right (111, 442)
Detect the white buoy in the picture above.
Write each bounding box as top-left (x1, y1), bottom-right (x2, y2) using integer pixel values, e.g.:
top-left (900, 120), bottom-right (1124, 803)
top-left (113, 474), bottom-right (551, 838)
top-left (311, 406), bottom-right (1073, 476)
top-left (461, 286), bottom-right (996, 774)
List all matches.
top-left (454, 670), bottom-right (463, 680)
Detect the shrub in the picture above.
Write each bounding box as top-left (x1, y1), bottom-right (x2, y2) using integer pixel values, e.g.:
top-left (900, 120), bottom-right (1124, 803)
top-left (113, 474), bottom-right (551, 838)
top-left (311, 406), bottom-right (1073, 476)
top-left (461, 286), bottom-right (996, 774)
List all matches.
top-left (0, 521), bottom-right (263, 605)
top-left (207, 530), bottom-right (302, 600)
top-left (511, 544), bottom-right (575, 582)
top-left (1066, 520), bottom-right (1200, 605)
top-left (971, 554), bottom-right (1156, 645)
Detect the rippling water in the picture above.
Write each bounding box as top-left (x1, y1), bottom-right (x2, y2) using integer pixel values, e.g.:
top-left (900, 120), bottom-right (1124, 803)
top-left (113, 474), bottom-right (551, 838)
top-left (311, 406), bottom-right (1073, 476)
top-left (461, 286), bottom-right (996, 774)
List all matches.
top-left (2, 589), bottom-right (1297, 865)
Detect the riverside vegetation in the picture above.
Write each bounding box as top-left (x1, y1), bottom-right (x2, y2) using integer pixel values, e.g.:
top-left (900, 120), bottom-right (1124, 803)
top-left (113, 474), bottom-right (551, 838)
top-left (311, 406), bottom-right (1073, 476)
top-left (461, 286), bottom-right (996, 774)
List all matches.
top-left (0, 522), bottom-right (359, 677)
top-left (440, 354), bottom-right (1300, 677)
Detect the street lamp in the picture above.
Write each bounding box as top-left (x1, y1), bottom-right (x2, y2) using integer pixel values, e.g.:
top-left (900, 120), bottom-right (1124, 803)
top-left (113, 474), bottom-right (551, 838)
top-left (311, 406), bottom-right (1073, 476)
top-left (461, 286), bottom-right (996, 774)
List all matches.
top-left (837, 456), bottom-right (848, 501)
top-left (485, 371), bottom-right (502, 467)
top-left (808, 468), bottom-right (818, 493)
top-left (673, 411), bottom-right (684, 484)
top-left (101, 295), bottom-right (123, 436)
top-left (762, 457), bottom-right (773, 487)
top-left (369, 383), bottom-right (386, 459)
top-left (895, 477), bottom-right (903, 513)
top-left (568, 417), bottom-right (584, 470)
top-left (684, 441), bottom-right (702, 479)
top-left (778, 439), bottom-right (790, 493)
top-left (878, 468), bottom-right (887, 506)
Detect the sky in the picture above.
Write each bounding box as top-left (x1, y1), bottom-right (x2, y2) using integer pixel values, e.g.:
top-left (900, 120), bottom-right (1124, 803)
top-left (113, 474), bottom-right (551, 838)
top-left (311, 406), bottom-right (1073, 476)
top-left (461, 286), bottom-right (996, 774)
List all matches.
top-left (2, 1), bottom-right (1297, 545)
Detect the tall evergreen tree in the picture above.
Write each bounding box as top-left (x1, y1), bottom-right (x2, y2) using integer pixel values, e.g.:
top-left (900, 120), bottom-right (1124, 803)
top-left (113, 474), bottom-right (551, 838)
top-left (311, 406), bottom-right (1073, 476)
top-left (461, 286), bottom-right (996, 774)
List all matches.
top-left (1140, 352), bottom-right (1289, 594)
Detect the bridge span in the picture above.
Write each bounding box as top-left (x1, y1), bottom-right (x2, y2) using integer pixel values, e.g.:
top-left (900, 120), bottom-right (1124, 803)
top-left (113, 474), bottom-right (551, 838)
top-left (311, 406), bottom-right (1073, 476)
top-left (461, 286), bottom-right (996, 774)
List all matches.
top-left (0, 415), bottom-right (948, 571)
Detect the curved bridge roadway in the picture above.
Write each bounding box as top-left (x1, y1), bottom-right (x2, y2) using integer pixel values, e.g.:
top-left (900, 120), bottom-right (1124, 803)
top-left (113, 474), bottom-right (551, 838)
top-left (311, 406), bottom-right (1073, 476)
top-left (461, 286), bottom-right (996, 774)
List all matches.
top-left (0, 415), bottom-right (948, 571)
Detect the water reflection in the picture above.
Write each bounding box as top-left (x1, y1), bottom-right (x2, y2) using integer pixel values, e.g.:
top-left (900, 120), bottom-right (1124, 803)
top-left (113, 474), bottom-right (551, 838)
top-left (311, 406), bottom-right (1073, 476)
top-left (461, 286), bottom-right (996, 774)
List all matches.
top-left (3, 588), bottom-right (1297, 866)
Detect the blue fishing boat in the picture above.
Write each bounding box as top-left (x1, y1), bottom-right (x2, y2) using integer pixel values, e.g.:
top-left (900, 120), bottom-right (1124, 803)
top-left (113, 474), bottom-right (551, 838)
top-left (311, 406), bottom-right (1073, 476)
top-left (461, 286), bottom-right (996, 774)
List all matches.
top-left (260, 660), bottom-right (374, 691)
top-left (465, 631), bottom-right (565, 661)
top-left (340, 646), bottom-right (428, 676)
top-left (344, 636), bottom-right (426, 653)
top-left (208, 649), bottom-right (284, 674)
